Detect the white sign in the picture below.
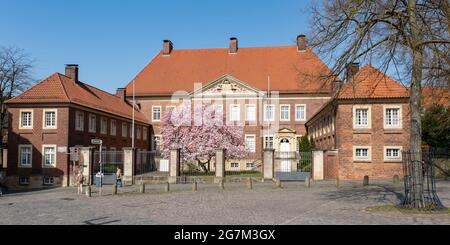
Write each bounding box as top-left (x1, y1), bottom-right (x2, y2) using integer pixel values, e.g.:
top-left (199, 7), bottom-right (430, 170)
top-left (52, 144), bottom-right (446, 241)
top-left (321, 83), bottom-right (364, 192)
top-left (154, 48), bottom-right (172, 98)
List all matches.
top-left (91, 139), bottom-right (103, 145)
top-left (58, 146), bottom-right (67, 153)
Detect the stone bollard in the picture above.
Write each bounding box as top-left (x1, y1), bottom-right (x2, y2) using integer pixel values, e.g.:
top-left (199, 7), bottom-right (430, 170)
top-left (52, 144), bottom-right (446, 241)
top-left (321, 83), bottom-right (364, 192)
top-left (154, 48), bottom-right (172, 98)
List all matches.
top-left (393, 175), bottom-right (400, 185)
top-left (86, 186), bottom-right (92, 197)
top-left (140, 183), bottom-right (146, 194)
top-left (112, 185), bottom-right (118, 195)
top-left (305, 177), bottom-right (311, 188)
top-left (335, 177), bottom-right (340, 188)
top-left (247, 178), bottom-right (253, 190)
top-left (276, 179), bottom-right (283, 189)
top-left (192, 181), bottom-right (198, 191)
top-left (363, 176), bottom-right (369, 186)
top-left (165, 182), bottom-right (170, 192)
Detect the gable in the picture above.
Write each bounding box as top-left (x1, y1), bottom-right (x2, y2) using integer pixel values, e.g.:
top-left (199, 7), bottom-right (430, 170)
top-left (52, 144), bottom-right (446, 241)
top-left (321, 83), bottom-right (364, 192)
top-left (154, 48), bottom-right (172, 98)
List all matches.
top-left (191, 74), bottom-right (264, 98)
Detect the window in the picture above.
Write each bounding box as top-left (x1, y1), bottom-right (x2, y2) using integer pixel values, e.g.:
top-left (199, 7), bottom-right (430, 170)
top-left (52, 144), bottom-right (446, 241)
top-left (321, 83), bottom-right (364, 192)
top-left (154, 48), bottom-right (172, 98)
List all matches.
top-left (43, 109), bottom-right (57, 129)
top-left (231, 163), bottom-right (239, 169)
top-left (89, 114), bottom-right (97, 133)
top-left (353, 146), bottom-right (371, 161)
top-left (43, 177), bottom-right (55, 186)
top-left (100, 117), bottom-right (108, 134)
top-left (264, 136), bottom-right (274, 149)
top-left (280, 105), bottom-right (290, 121)
top-left (20, 110), bottom-right (33, 129)
top-left (264, 105), bottom-right (275, 121)
top-left (384, 106), bottom-right (402, 129)
top-left (122, 123), bottom-right (128, 138)
top-left (19, 145), bottom-right (32, 167)
top-left (384, 147), bottom-right (403, 161)
top-left (19, 177), bottom-right (30, 185)
top-left (154, 135), bottom-right (161, 151)
top-left (353, 106), bottom-right (371, 129)
top-left (296, 105), bottom-right (306, 121)
top-left (110, 120), bottom-right (117, 136)
top-left (143, 127), bottom-right (148, 141)
top-left (245, 135), bottom-right (256, 153)
top-left (43, 145), bottom-right (56, 167)
top-left (246, 105), bottom-right (256, 122)
top-left (246, 162), bottom-right (254, 169)
top-left (136, 126), bottom-right (141, 140)
top-left (230, 105), bottom-right (240, 121)
top-left (152, 106), bottom-right (161, 121)
top-left (75, 111), bottom-right (84, 131)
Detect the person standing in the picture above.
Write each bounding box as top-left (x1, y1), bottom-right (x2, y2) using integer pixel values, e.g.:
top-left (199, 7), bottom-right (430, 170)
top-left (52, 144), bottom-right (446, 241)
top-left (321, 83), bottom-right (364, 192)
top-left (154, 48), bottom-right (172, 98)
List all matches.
top-left (76, 171), bottom-right (84, 194)
top-left (116, 167), bottom-right (123, 187)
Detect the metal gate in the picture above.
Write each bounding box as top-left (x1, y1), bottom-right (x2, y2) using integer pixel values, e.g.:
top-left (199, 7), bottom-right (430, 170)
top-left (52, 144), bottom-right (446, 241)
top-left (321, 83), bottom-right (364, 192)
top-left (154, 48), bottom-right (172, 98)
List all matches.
top-left (136, 150), bottom-right (157, 176)
top-left (92, 151), bottom-right (124, 185)
top-left (276, 151), bottom-right (311, 181)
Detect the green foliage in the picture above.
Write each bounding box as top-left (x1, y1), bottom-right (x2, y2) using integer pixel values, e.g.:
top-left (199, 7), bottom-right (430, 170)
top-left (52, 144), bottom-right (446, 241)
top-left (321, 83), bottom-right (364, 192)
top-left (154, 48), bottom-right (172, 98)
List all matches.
top-left (298, 136), bottom-right (314, 152)
top-left (422, 104), bottom-right (450, 148)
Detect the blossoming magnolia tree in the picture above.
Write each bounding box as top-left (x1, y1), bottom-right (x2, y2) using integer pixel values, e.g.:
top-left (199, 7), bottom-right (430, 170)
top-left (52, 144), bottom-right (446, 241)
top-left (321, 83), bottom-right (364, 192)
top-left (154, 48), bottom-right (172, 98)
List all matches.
top-left (161, 103), bottom-right (249, 173)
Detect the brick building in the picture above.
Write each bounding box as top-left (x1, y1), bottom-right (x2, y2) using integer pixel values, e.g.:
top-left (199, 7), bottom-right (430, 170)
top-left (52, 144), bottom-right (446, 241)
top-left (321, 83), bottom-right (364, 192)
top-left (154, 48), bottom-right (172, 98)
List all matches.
top-left (5, 65), bottom-right (151, 188)
top-left (306, 64), bottom-right (410, 180)
top-left (125, 36), bottom-right (336, 172)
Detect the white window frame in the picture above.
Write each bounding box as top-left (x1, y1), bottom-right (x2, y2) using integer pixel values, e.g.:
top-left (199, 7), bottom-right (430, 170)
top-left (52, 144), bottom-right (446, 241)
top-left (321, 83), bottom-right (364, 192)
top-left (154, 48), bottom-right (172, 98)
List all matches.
top-left (280, 104), bottom-right (290, 121)
top-left (353, 105), bottom-right (372, 129)
top-left (245, 104), bottom-right (256, 122)
top-left (295, 104), bottom-right (306, 121)
top-left (19, 176), bottom-right (30, 185)
top-left (18, 145), bottom-right (32, 168)
top-left (42, 109), bottom-right (57, 129)
top-left (152, 106), bottom-right (162, 122)
top-left (110, 120), bottom-right (117, 136)
top-left (384, 105), bottom-right (402, 129)
top-left (264, 135), bottom-right (274, 149)
top-left (264, 104), bottom-right (275, 122)
top-left (154, 135), bottom-right (162, 151)
top-left (384, 146), bottom-right (403, 162)
top-left (88, 114), bottom-right (97, 133)
top-left (230, 162), bottom-right (239, 169)
top-left (246, 162), bottom-right (254, 170)
top-left (353, 146), bottom-right (372, 162)
top-left (42, 145), bottom-right (57, 168)
top-left (122, 123), bottom-right (128, 138)
top-left (75, 111), bottom-right (84, 131)
top-left (43, 177), bottom-right (55, 186)
top-left (100, 117), bottom-right (108, 135)
top-left (19, 109), bottom-right (33, 129)
top-left (136, 126), bottom-right (142, 140)
top-left (245, 134), bottom-right (256, 153)
top-left (229, 104), bottom-right (241, 122)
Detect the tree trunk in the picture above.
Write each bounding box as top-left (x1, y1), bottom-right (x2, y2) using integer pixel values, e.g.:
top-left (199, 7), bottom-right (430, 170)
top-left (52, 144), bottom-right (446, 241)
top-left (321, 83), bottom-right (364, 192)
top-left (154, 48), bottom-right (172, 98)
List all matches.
top-left (408, 0), bottom-right (425, 209)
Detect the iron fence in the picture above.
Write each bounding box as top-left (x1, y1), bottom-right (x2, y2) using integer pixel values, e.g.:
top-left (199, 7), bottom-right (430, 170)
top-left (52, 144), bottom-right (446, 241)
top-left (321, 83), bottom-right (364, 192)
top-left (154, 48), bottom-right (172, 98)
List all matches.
top-left (136, 150), bottom-right (157, 175)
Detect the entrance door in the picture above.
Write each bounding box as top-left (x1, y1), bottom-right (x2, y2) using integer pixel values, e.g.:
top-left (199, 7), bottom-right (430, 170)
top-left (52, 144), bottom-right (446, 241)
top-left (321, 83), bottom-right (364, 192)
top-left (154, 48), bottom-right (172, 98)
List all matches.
top-left (280, 139), bottom-right (291, 172)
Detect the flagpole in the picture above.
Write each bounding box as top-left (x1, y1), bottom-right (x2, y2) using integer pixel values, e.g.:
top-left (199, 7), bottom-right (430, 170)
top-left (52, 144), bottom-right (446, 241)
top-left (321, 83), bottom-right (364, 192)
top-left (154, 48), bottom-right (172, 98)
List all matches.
top-left (132, 79), bottom-right (135, 149)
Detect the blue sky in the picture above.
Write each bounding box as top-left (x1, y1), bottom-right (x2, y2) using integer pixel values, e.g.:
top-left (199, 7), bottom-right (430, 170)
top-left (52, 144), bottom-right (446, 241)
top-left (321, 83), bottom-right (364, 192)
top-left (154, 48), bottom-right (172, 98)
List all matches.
top-left (1, 0), bottom-right (312, 93)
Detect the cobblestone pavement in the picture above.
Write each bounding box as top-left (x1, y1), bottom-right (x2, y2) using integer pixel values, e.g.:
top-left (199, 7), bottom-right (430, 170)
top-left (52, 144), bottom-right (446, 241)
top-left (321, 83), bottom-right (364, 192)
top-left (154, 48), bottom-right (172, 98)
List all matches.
top-left (0, 180), bottom-right (449, 225)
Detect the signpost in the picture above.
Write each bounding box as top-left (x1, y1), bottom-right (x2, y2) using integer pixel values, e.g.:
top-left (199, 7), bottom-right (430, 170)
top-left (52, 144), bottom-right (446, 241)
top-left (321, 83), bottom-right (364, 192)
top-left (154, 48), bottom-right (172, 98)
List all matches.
top-left (91, 139), bottom-right (103, 195)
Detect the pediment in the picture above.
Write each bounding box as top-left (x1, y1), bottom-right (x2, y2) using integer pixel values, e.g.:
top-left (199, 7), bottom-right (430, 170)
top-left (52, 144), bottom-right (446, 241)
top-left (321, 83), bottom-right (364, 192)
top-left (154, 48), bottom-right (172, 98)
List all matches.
top-left (278, 127), bottom-right (296, 134)
top-left (191, 74), bottom-right (264, 97)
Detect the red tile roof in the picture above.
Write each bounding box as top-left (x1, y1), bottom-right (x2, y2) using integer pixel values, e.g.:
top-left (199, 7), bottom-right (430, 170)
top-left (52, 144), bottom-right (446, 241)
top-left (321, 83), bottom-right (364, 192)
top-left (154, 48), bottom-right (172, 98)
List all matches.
top-left (336, 65), bottom-right (410, 99)
top-left (422, 86), bottom-right (450, 108)
top-left (6, 73), bottom-right (149, 124)
top-left (126, 46), bottom-right (335, 96)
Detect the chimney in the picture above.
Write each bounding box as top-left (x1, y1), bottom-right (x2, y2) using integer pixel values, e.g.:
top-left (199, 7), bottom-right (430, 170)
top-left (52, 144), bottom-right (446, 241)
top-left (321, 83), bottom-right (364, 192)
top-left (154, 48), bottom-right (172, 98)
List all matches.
top-left (229, 37), bottom-right (238, 54)
top-left (116, 88), bottom-right (126, 101)
top-left (346, 63), bottom-right (360, 82)
top-left (333, 79), bottom-right (343, 94)
top-left (65, 64), bottom-right (79, 82)
top-left (297, 35), bottom-right (307, 52)
top-left (163, 40), bottom-right (173, 56)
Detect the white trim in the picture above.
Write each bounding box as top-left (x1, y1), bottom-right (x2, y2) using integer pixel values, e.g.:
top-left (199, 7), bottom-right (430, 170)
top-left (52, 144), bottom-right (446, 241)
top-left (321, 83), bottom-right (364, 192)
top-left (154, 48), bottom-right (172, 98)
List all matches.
top-left (295, 104), bottom-right (307, 121)
top-left (100, 117), bottom-right (108, 135)
top-left (19, 109), bottom-right (33, 129)
top-left (75, 111), bottom-right (84, 131)
top-left (18, 144), bottom-right (32, 168)
top-left (353, 105), bottom-right (372, 129)
top-left (245, 104), bottom-right (256, 122)
top-left (229, 104), bottom-right (241, 122)
top-left (264, 135), bottom-right (274, 149)
top-left (42, 144), bottom-right (57, 168)
top-left (42, 109), bottom-right (57, 129)
top-left (353, 146), bottom-right (372, 162)
top-left (43, 177), bottom-right (55, 186)
top-left (384, 146), bottom-right (403, 162)
top-left (245, 134), bottom-right (256, 153)
top-left (152, 106), bottom-right (162, 122)
top-left (122, 122), bottom-right (128, 138)
top-left (383, 105), bottom-right (403, 129)
top-left (88, 114), bottom-right (97, 133)
top-left (264, 104), bottom-right (275, 122)
top-left (110, 119), bottom-right (117, 136)
top-left (280, 104), bottom-right (291, 121)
